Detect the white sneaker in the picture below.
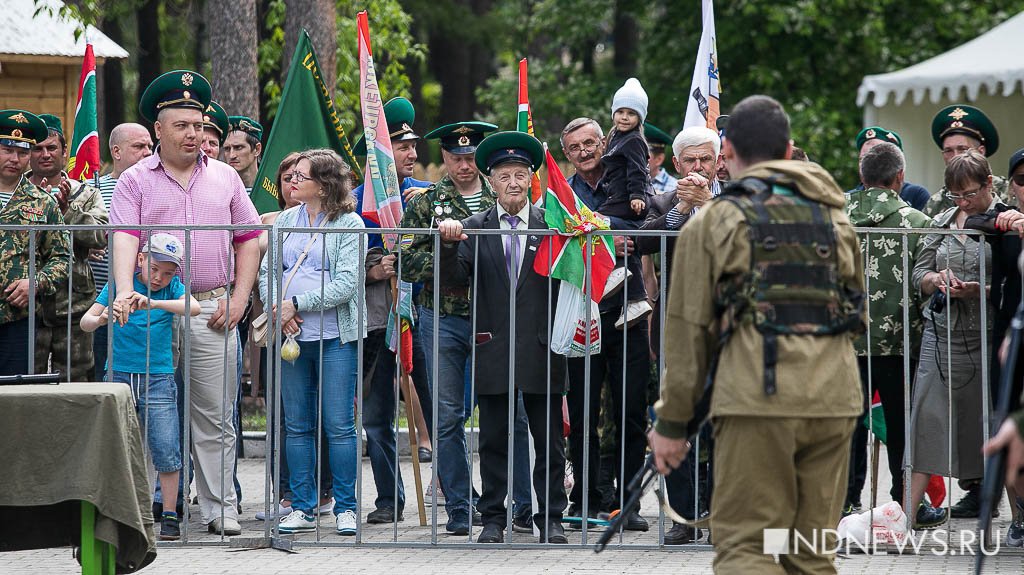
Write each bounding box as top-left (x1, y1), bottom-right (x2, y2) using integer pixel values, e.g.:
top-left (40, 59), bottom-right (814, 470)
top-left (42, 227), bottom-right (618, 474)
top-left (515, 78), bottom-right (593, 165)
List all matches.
top-left (278, 509), bottom-right (316, 533)
top-left (256, 501), bottom-right (293, 521)
top-left (316, 498), bottom-right (335, 515)
top-left (603, 268), bottom-right (631, 299)
top-left (336, 510), bottom-right (357, 536)
top-left (615, 300), bottom-right (653, 330)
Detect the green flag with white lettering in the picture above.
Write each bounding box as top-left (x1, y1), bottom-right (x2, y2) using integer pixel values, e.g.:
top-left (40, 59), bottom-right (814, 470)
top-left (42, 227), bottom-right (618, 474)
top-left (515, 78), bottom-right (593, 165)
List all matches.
top-left (251, 30), bottom-right (360, 214)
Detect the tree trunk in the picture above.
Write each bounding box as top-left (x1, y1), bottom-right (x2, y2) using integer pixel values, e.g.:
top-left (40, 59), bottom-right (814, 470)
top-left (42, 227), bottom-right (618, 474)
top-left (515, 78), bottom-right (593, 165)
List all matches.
top-left (613, 0), bottom-right (638, 78)
top-left (98, 17), bottom-right (125, 149)
top-left (283, 0), bottom-right (337, 93)
top-left (136, 0), bottom-right (162, 122)
top-left (427, 0), bottom-right (494, 124)
top-left (207, 0), bottom-right (259, 117)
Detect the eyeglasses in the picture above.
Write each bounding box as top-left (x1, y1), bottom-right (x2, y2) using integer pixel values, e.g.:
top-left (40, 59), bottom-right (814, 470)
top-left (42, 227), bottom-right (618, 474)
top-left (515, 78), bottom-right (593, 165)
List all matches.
top-left (566, 140), bottom-right (600, 155)
top-left (284, 172), bottom-right (313, 184)
top-left (941, 145), bottom-right (973, 157)
top-left (1012, 174), bottom-right (1024, 187)
top-left (944, 186), bottom-right (984, 202)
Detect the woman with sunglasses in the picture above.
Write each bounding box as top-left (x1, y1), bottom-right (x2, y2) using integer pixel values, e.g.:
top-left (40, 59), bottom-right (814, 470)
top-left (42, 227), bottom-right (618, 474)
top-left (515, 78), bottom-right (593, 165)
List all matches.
top-left (258, 148), bottom-right (367, 536)
top-left (907, 149), bottom-right (995, 528)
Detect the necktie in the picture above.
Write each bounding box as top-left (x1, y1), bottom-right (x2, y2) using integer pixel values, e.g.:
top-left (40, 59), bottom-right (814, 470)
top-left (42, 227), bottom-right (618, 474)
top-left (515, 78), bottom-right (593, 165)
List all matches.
top-left (502, 213), bottom-right (521, 285)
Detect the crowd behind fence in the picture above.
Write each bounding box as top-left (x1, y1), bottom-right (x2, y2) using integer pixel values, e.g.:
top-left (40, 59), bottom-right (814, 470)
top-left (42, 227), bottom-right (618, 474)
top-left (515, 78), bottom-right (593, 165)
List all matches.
top-left (1, 221), bottom-right (1013, 550)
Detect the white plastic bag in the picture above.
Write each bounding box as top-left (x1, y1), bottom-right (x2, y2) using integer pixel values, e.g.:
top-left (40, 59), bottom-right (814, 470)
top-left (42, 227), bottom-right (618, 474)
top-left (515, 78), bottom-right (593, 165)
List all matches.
top-left (837, 501), bottom-right (908, 546)
top-left (551, 280), bottom-right (601, 358)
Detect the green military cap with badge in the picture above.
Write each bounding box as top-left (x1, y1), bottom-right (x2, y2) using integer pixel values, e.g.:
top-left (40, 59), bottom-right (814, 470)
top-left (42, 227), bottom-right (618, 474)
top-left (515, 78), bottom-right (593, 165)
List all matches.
top-left (139, 69), bottom-right (213, 123)
top-left (931, 104), bottom-right (999, 156)
top-left (37, 114), bottom-right (64, 137)
top-left (353, 97), bottom-right (420, 156)
top-left (643, 122), bottom-right (674, 154)
top-left (474, 131), bottom-right (545, 176)
top-left (202, 101), bottom-right (229, 142)
top-left (228, 115), bottom-right (263, 141)
top-left (0, 110), bottom-right (49, 149)
top-left (856, 126), bottom-right (902, 150)
top-left (425, 121), bottom-right (498, 155)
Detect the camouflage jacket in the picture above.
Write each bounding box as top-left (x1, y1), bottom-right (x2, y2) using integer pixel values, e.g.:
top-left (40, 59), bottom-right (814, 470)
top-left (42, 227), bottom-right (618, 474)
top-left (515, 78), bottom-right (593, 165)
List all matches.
top-left (26, 172), bottom-right (108, 323)
top-left (845, 187), bottom-right (931, 356)
top-left (923, 174), bottom-right (1011, 217)
top-left (399, 175), bottom-right (496, 316)
top-left (0, 176), bottom-right (71, 325)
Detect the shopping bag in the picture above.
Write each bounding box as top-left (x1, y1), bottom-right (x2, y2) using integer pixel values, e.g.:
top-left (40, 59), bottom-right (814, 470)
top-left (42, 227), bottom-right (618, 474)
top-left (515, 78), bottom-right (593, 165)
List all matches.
top-left (550, 280), bottom-right (601, 358)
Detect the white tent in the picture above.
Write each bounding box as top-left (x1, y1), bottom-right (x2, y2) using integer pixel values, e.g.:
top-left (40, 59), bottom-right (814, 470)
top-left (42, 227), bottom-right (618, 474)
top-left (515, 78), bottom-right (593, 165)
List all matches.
top-left (857, 12), bottom-right (1024, 194)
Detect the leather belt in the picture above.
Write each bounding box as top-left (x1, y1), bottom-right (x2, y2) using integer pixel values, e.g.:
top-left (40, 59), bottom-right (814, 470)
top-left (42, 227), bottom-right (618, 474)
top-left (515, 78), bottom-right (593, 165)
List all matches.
top-left (193, 285), bottom-right (230, 301)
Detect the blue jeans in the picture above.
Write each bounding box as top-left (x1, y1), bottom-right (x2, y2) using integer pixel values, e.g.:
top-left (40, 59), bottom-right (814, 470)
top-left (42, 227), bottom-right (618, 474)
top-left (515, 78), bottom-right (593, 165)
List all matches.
top-left (417, 306), bottom-right (472, 514)
top-left (281, 338), bottom-right (358, 515)
top-left (113, 371), bottom-right (182, 472)
top-left (512, 391), bottom-right (532, 517)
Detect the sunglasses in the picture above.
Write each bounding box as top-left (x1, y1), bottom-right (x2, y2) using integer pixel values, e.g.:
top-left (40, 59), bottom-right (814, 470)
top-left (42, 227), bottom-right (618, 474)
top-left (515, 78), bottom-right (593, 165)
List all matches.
top-left (1012, 174), bottom-right (1024, 187)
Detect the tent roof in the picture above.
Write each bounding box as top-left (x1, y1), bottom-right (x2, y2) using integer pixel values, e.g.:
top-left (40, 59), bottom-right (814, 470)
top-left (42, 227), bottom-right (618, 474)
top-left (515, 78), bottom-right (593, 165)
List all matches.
top-left (0, 0), bottom-right (129, 61)
top-left (858, 11), bottom-right (1024, 107)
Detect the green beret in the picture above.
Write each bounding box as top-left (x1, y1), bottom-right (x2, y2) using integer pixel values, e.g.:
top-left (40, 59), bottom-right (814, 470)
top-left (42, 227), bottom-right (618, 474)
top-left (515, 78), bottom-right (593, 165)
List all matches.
top-left (0, 110), bottom-right (48, 148)
top-left (855, 126), bottom-right (903, 150)
top-left (424, 121), bottom-right (498, 155)
top-left (228, 115), bottom-right (263, 141)
top-left (474, 131), bottom-right (545, 176)
top-left (202, 101), bottom-right (229, 142)
top-left (139, 70), bottom-right (212, 123)
top-left (38, 114), bottom-right (64, 137)
top-left (643, 122), bottom-right (673, 151)
top-left (353, 97), bottom-right (420, 156)
top-left (931, 104), bottom-right (999, 156)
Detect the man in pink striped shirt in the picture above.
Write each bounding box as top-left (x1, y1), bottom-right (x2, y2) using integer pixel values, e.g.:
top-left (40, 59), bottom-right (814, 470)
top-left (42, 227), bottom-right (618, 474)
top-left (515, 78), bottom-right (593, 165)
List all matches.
top-left (109, 70), bottom-right (260, 536)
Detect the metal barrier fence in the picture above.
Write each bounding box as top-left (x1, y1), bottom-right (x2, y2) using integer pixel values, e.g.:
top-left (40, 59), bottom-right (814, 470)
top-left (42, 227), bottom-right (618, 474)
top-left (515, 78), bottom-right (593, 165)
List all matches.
top-left (0, 222), bottom-right (1014, 552)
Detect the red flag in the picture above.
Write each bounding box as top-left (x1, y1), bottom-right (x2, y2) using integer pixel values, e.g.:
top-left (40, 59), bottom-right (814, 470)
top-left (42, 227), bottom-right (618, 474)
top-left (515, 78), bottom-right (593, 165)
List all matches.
top-left (67, 43), bottom-right (99, 180)
top-left (517, 59), bottom-right (544, 204)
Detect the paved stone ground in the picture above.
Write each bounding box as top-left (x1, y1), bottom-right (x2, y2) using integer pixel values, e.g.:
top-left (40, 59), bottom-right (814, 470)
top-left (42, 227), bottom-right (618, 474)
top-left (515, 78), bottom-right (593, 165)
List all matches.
top-left (5, 446), bottom-right (1024, 573)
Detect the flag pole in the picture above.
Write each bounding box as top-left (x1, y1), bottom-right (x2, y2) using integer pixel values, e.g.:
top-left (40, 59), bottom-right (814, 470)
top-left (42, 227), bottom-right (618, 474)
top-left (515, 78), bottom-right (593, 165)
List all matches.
top-left (389, 276), bottom-right (427, 526)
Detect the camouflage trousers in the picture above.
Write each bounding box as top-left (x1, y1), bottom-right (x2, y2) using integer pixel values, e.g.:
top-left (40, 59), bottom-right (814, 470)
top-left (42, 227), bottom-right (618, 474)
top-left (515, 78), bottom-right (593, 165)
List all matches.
top-left (35, 319), bottom-right (95, 382)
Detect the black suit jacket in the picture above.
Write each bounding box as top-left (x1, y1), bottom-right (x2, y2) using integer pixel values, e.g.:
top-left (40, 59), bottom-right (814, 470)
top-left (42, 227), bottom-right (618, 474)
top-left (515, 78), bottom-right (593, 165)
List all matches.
top-left (439, 204), bottom-right (565, 396)
top-left (637, 191), bottom-right (687, 288)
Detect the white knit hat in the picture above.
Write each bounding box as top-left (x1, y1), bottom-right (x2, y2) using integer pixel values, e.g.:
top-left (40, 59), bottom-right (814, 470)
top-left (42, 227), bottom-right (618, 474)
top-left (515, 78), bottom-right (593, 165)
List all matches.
top-left (611, 77), bottom-right (649, 123)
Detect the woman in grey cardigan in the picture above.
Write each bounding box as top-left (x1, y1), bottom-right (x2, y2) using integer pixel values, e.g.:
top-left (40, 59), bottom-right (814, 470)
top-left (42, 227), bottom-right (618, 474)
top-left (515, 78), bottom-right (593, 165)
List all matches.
top-left (908, 150), bottom-right (994, 527)
top-left (258, 148), bottom-right (367, 536)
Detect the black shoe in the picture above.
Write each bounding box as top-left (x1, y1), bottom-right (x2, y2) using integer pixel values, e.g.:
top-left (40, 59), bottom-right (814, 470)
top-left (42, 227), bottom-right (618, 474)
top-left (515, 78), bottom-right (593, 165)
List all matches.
top-left (539, 520), bottom-right (567, 544)
top-left (418, 447), bottom-right (433, 463)
top-left (622, 512), bottom-right (649, 532)
top-left (366, 506), bottom-right (404, 524)
top-left (477, 523), bottom-right (504, 543)
top-left (950, 487), bottom-right (980, 518)
top-left (915, 503), bottom-right (948, 529)
top-left (472, 509), bottom-right (483, 526)
top-left (446, 509), bottom-right (471, 535)
top-left (566, 504), bottom-right (599, 519)
top-left (159, 513), bottom-right (181, 541)
top-left (513, 511), bottom-right (533, 533)
top-left (664, 522), bottom-right (700, 545)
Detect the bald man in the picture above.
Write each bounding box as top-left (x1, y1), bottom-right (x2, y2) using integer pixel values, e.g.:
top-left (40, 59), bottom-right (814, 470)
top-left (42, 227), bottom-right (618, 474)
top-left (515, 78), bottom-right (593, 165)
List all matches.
top-left (91, 123), bottom-right (153, 380)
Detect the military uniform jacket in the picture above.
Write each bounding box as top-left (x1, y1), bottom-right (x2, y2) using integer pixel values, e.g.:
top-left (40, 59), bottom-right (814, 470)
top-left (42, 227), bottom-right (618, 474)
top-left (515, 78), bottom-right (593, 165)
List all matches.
top-left (0, 176), bottom-right (71, 325)
top-left (26, 172), bottom-right (109, 324)
top-left (654, 160), bottom-right (865, 438)
top-left (924, 175), bottom-right (1011, 217)
top-left (437, 204), bottom-right (564, 395)
top-left (845, 187), bottom-right (931, 357)
top-left (399, 175), bottom-right (496, 316)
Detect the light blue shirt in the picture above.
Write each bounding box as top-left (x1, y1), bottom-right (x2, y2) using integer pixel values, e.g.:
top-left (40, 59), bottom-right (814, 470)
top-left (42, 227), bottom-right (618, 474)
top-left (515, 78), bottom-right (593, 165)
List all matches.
top-left (284, 205), bottom-right (340, 342)
top-left (96, 276), bottom-right (186, 374)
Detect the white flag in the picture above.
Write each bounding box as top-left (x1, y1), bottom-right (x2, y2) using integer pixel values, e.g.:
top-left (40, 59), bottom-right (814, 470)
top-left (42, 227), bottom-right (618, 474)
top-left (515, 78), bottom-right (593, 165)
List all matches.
top-left (683, 0), bottom-right (722, 130)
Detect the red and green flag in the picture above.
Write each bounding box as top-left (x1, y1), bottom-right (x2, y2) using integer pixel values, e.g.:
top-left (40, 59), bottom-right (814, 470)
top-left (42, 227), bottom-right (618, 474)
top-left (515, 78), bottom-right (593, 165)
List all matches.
top-left (533, 150), bottom-right (616, 302)
top-left (517, 58), bottom-right (543, 204)
top-left (67, 43), bottom-right (99, 181)
top-left (357, 10), bottom-right (413, 374)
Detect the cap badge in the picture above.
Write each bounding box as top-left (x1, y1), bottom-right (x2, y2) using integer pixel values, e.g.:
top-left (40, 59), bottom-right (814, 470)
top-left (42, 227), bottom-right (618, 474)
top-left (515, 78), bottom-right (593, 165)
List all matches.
top-left (453, 126), bottom-right (473, 134)
top-left (182, 73), bottom-right (194, 87)
top-left (9, 113), bottom-right (28, 124)
top-left (948, 107), bottom-right (968, 121)
top-left (864, 129), bottom-right (876, 139)
top-left (401, 123), bottom-right (411, 132)
top-left (240, 120), bottom-right (254, 131)
top-left (886, 133), bottom-right (898, 142)
top-left (458, 135), bottom-right (470, 146)
top-left (183, 90), bottom-right (191, 100)
top-left (11, 129), bottom-right (22, 138)
top-left (204, 115), bottom-right (211, 123)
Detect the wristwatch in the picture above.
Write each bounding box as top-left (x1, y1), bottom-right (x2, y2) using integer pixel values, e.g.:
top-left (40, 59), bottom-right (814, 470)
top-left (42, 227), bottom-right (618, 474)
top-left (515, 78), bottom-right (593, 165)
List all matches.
top-left (291, 295), bottom-right (299, 310)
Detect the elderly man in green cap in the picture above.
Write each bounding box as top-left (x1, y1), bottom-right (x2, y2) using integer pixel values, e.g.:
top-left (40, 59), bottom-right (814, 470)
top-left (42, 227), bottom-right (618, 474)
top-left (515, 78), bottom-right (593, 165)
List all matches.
top-left (399, 120), bottom-right (497, 535)
top-left (645, 123), bottom-right (677, 195)
top-left (200, 101), bottom-right (230, 161)
top-left (24, 113), bottom-right (108, 382)
top-left (110, 70), bottom-right (261, 536)
top-left (224, 116), bottom-right (263, 192)
top-left (436, 131), bottom-right (567, 544)
top-left (923, 104), bottom-right (1010, 216)
top-left (0, 110), bottom-right (71, 376)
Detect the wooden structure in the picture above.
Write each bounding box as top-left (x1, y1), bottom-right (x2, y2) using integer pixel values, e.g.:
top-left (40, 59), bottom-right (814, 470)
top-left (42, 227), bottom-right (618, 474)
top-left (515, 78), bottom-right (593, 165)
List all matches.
top-left (0, 0), bottom-right (128, 141)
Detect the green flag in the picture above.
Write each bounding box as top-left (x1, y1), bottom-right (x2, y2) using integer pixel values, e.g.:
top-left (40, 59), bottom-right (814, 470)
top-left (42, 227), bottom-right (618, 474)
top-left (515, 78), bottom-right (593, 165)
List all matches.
top-left (251, 30), bottom-right (361, 214)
